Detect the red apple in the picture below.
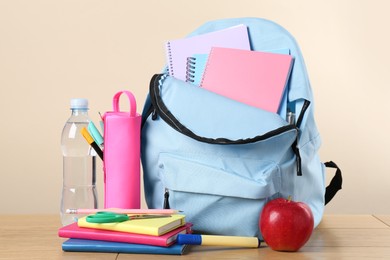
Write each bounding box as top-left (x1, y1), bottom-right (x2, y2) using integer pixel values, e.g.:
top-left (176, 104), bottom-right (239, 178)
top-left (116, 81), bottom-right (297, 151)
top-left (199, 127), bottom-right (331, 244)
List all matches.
top-left (260, 197), bottom-right (314, 252)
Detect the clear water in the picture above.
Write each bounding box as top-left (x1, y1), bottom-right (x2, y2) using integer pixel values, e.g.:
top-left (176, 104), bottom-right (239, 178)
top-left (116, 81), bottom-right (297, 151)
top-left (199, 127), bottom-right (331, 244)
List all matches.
top-left (60, 121), bottom-right (98, 226)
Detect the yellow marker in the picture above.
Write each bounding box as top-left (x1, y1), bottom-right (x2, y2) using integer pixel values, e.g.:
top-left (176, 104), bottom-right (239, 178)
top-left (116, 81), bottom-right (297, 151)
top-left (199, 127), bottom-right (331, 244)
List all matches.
top-left (81, 127), bottom-right (103, 160)
top-left (177, 234), bottom-right (260, 248)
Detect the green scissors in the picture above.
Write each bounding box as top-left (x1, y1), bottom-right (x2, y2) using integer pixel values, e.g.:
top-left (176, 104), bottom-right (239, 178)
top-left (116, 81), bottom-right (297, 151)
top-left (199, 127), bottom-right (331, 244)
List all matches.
top-left (86, 211), bottom-right (171, 224)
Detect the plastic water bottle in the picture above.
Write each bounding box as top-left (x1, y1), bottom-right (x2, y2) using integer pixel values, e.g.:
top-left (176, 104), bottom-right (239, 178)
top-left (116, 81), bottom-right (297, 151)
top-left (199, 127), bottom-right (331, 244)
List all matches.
top-left (60, 98), bottom-right (98, 226)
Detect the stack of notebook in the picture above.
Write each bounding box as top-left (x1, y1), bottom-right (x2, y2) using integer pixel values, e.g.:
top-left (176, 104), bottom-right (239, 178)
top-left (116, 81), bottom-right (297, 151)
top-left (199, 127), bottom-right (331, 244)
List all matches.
top-left (58, 214), bottom-right (191, 255)
top-left (165, 24), bottom-right (294, 117)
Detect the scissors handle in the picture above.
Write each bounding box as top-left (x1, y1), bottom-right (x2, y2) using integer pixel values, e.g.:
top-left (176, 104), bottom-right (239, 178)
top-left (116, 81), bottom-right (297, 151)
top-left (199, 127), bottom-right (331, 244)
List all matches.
top-left (86, 211), bottom-right (129, 223)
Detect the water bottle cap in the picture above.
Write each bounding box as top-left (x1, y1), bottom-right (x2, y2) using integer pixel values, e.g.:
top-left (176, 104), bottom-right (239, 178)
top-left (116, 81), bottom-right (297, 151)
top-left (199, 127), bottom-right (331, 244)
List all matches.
top-left (70, 98), bottom-right (89, 109)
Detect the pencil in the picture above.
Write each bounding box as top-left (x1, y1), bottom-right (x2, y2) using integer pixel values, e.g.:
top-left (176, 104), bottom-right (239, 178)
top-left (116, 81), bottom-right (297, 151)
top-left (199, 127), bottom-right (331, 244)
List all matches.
top-left (81, 127), bottom-right (104, 160)
top-left (66, 208), bottom-right (182, 215)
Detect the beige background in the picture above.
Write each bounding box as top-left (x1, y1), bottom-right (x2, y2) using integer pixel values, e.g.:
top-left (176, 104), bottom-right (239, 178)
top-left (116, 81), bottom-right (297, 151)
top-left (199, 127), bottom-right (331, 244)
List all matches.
top-left (0, 0), bottom-right (388, 214)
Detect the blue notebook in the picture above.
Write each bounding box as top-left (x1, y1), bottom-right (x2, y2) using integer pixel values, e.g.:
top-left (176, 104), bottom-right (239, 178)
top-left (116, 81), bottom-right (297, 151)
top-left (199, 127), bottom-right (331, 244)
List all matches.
top-left (62, 238), bottom-right (189, 255)
top-left (185, 54), bottom-right (208, 86)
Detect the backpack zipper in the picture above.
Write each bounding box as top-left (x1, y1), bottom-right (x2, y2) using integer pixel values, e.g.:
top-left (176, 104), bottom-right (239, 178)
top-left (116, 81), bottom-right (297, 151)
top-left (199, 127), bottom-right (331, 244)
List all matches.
top-left (141, 74), bottom-right (163, 129)
top-left (147, 74), bottom-right (304, 176)
top-left (163, 188), bottom-right (170, 209)
top-left (149, 74), bottom-right (297, 145)
top-left (292, 99), bottom-right (310, 176)
top-left (292, 140), bottom-right (302, 176)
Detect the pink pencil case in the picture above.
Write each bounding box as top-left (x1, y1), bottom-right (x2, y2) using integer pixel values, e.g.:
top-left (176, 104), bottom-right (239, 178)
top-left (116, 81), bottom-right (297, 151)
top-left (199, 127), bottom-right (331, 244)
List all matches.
top-left (103, 90), bottom-right (141, 209)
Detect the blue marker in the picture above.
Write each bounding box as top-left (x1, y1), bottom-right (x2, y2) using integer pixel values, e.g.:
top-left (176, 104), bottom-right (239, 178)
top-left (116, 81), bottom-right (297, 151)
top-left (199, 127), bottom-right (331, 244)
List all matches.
top-left (177, 234), bottom-right (260, 248)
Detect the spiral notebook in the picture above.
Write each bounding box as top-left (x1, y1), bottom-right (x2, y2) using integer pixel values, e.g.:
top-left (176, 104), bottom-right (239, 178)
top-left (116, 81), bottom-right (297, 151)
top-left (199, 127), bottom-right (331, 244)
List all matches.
top-left (200, 47), bottom-right (294, 113)
top-left (186, 48), bottom-right (290, 87)
top-left (165, 24), bottom-right (251, 81)
top-left (185, 54), bottom-right (208, 86)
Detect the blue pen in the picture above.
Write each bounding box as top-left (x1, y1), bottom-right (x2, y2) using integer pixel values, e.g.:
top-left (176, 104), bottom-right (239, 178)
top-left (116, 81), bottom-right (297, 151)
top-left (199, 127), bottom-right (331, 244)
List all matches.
top-left (177, 234), bottom-right (260, 248)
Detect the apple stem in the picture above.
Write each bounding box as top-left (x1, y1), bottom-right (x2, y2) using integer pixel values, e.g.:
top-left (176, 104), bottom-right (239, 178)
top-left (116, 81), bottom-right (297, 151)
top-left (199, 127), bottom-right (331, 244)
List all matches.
top-left (287, 195), bottom-right (292, 202)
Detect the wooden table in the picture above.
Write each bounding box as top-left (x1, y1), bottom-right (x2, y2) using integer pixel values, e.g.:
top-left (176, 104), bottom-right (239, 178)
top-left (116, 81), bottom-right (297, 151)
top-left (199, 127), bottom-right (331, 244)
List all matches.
top-left (1, 215), bottom-right (390, 259)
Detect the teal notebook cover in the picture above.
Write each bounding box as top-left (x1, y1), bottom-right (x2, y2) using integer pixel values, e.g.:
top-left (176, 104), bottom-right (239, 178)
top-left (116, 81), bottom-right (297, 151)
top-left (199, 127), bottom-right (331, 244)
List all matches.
top-left (186, 53), bottom-right (208, 86)
top-left (62, 239), bottom-right (189, 255)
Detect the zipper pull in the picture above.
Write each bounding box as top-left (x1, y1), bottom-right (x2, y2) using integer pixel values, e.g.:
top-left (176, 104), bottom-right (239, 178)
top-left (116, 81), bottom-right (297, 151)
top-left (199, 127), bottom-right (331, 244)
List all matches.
top-left (294, 146), bottom-right (302, 176)
top-left (163, 188), bottom-right (170, 209)
top-left (152, 107), bottom-right (158, 120)
top-left (291, 132), bottom-right (302, 176)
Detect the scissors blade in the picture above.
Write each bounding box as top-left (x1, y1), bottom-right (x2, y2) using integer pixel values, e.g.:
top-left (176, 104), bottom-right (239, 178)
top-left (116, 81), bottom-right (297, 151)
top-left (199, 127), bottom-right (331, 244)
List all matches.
top-left (129, 214), bottom-right (172, 220)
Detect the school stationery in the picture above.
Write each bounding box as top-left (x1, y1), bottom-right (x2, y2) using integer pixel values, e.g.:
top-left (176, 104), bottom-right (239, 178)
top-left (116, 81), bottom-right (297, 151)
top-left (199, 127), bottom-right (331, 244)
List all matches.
top-left (186, 48), bottom-right (291, 119)
top-left (62, 239), bottom-right (189, 255)
top-left (78, 214), bottom-right (186, 236)
top-left (80, 127), bottom-right (103, 160)
top-left (185, 54), bottom-right (208, 86)
top-left (200, 47), bottom-right (293, 113)
top-left (85, 212), bottom-right (170, 223)
top-left (87, 122), bottom-right (103, 147)
top-left (141, 18), bottom-right (342, 238)
top-left (98, 112), bottom-right (104, 133)
top-left (103, 90), bottom-right (141, 209)
top-left (186, 48), bottom-right (290, 87)
top-left (58, 222), bottom-right (193, 247)
top-left (66, 208), bottom-right (180, 215)
top-left (165, 24), bottom-right (250, 81)
top-left (177, 234), bottom-right (260, 248)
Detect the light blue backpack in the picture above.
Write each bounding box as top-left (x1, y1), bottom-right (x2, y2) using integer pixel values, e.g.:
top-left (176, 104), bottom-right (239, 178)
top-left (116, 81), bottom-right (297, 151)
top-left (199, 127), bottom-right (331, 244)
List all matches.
top-left (141, 17), bottom-right (342, 238)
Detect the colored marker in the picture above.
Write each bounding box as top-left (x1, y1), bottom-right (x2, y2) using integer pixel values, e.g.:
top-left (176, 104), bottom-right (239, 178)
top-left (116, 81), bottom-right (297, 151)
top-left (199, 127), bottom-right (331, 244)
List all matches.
top-left (66, 208), bottom-right (181, 215)
top-left (177, 234), bottom-right (260, 248)
top-left (87, 122), bottom-right (103, 146)
top-left (81, 127), bottom-right (103, 160)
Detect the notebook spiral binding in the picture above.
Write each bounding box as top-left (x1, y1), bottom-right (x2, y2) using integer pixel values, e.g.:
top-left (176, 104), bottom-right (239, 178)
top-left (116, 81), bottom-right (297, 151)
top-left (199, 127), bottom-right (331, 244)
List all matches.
top-left (185, 57), bottom-right (196, 83)
top-left (166, 42), bottom-right (175, 76)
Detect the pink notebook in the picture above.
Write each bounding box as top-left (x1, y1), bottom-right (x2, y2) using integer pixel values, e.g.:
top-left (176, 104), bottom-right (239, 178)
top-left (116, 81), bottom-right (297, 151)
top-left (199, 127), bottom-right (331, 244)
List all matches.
top-left (165, 24), bottom-right (250, 81)
top-left (58, 222), bottom-right (192, 247)
top-left (200, 47), bottom-right (294, 113)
